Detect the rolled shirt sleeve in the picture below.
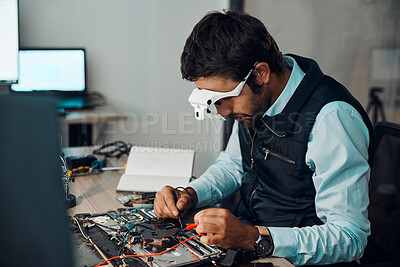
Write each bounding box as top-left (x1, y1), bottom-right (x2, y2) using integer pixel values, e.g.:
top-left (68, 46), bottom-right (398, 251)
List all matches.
top-left (268, 101), bottom-right (371, 265)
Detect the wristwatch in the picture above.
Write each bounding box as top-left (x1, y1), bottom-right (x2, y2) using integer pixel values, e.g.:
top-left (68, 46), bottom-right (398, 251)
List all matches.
top-left (254, 233), bottom-right (274, 257)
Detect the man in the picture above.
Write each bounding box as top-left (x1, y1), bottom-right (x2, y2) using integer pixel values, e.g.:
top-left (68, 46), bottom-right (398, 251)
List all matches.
top-left (154, 10), bottom-right (373, 266)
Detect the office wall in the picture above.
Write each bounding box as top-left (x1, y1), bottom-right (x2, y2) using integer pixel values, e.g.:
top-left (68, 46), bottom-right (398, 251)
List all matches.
top-left (245, 0), bottom-right (400, 122)
top-left (16, 0), bottom-right (400, 176)
top-left (19, 0), bottom-right (229, 177)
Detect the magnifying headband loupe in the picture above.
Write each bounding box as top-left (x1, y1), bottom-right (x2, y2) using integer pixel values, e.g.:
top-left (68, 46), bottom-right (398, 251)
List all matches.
top-left (188, 62), bottom-right (257, 121)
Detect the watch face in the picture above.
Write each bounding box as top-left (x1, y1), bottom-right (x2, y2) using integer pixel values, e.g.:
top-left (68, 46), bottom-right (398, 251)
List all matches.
top-left (255, 235), bottom-right (274, 257)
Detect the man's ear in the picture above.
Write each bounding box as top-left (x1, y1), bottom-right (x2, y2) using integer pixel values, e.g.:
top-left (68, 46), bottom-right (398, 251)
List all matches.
top-left (253, 62), bottom-right (270, 85)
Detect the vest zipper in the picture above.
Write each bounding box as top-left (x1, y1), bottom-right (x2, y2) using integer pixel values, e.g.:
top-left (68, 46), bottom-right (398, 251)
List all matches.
top-left (246, 128), bottom-right (258, 169)
top-left (261, 119), bottom-right (286, 138)
top-left (262, 148), bottom-right (296, 165)
top-left (249, 188), bottom-right (257, 208)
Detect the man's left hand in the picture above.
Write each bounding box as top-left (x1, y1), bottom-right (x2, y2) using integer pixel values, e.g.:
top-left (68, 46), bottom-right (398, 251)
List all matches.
top-left (193, 208), bottom-right (259, 250)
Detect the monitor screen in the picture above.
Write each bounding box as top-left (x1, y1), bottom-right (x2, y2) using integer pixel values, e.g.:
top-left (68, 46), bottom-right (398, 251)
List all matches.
top-left (11, 49), bottom-right (86, 93)
top-left (0, 0), bottom-right (19, 84)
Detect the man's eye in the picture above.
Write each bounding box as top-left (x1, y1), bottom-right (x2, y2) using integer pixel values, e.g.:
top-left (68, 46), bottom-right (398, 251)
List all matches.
top-left (215, 97), bottom-right (232, 106)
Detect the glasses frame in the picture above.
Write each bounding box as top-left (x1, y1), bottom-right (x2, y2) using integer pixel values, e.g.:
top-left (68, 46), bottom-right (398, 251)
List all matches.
top-left (188, 62), bottom-right (257, 120)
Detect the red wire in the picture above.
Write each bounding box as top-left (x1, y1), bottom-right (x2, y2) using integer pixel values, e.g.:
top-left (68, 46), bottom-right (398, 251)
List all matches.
top-left (94, 233), bottom-right (202, 267)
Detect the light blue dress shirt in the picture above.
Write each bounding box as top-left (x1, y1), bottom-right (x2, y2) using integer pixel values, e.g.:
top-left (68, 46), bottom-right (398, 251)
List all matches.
top-left (188, 56), bottom-right (371, 265)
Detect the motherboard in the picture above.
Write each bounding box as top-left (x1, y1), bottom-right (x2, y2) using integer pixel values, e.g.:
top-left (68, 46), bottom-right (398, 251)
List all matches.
top-left (72, 207), bottom-right (223, 267)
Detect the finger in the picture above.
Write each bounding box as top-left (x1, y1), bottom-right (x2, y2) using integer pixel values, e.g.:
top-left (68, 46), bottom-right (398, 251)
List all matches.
top-left (165, 189), bottom-right (179, 217)
top-left (176, 196), bottom-right (189, 211)
top-left (154, 188), bottom-right (176, 218)
top-left (199, 235), bottom-right (223, 247)
top-left (154, 192), bottom-right (164, 217)
top-left (194, 209), bottom-right (208, 223)
top-left (154, 201), bottom-right (162, 217)
top-left (195, 221), bottom-right (220, 235)
top-left (194, 208), bottom-right (229, 222)
top-left (195, 212), bottom-right (225, 226)
top-left (196, 214), bottom-right (225, 233)
top-left (162, 201), bottom-right (178, 217)
top-left (155, 198), bottom-right (172, 218)
top-left (154, 198), bottom-right (171, 218)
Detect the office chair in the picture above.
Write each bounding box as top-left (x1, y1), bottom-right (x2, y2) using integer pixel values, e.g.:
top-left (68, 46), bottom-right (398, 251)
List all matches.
top-left (361, 122), bottom-right (400, 266)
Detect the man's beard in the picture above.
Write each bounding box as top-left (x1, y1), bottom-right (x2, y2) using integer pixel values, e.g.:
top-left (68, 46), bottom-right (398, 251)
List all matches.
top-left (225, 110), bottom-right (265, 129)
top-left (225, 96), bottom-right (268, 129)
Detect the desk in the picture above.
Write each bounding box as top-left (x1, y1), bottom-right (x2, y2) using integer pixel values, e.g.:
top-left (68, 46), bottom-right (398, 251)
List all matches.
top-left (64, 147), bottom-right (293, 267)
top-left (60, 106), bottom-right (128, 147)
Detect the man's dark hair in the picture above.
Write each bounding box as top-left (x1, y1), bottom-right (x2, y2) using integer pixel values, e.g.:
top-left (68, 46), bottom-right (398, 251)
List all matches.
top-left (181, 10), bottom-right (283, 93)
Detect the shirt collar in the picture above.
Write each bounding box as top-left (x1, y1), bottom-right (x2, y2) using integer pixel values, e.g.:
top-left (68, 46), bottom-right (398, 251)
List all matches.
top-left (263, 55), bottom-right (305, 117)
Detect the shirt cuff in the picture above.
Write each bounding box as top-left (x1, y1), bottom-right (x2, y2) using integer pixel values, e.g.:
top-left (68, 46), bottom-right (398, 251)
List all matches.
top-left (187, 178), bottom-right (210, 208)
top-left (268, 227), bottom-right (298, 261)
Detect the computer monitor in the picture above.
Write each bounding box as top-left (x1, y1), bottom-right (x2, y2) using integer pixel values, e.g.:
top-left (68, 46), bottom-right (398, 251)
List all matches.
top-left (0, 0), bottom-right (19, 84)
top-left (0, 95), bottom-right (75, 267)
top-left (11, 49), bottom-right (86, 94)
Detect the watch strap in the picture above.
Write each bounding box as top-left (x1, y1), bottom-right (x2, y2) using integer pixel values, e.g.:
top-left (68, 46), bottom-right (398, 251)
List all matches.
top-left (256, 225), bottom-right (270, 235)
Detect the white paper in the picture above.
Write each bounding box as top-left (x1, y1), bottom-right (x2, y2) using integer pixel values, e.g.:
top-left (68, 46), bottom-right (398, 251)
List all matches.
top-left (117, 146), bottom-right (195, 192)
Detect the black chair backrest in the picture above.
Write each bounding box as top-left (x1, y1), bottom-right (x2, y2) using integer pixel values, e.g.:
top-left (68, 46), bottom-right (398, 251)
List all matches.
top-left (366, 122), bottom-right (400, 263)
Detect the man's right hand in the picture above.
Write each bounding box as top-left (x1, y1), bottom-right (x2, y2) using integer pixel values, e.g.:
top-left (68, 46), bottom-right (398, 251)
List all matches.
top-left (154, 186), bottom-right (198, 218)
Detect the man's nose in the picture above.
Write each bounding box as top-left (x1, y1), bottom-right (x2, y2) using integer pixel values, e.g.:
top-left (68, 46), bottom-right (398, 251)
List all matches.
top-left (215, 101), bottom-right (232, 117)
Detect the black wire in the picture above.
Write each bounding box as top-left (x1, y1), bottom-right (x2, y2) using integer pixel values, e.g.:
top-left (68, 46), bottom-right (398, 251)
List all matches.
top-left (133, 222), bottom-right (153, 230)
top-left (118, 222), bottom-right (151, 256)
top-left (92, 141), bottom-right (132, 158)
top-left (174, 187), bottom-right (196, 208)
top-left (118, 223), bottom-right (136, 256)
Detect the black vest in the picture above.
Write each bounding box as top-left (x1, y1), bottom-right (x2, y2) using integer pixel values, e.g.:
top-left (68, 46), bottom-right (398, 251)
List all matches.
top-left (234, 54), bottom-right (374, 227)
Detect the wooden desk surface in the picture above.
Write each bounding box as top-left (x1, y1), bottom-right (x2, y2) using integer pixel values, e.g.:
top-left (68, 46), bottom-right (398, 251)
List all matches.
top-left (64, 146), bottom-right (126, 215)
top-left (64, 147), bottom-right (293, 267)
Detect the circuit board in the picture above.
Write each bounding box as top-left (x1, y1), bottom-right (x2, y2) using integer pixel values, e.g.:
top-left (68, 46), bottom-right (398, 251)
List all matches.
top-left (73, 207), bottom-right (223, 267)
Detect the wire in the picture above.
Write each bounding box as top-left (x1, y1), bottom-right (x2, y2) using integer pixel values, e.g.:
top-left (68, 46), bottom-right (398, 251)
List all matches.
top-left (95, 233), bottom-right (202, 267)
top-left (93, 141), bottom-right (132, 158)
top-left (118, 222), bottom-right (152, 256)
top-left (73, 217), bottom-right (93, 244)
top-left (174, 186), bottom-right (196, 208)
